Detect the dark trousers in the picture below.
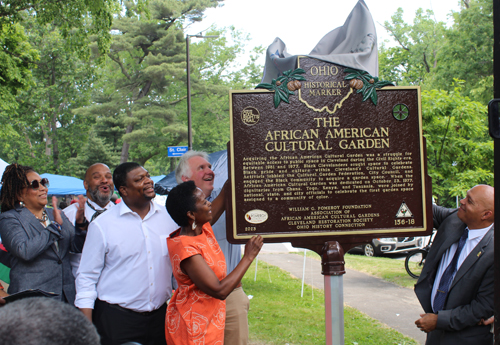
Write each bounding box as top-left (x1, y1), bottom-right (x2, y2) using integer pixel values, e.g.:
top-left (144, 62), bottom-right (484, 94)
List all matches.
top-left (93, 299), bottom-right (167, 345)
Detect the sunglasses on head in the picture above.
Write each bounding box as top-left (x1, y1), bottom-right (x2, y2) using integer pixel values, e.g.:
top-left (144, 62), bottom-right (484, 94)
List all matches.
top-left (28, 178), bottom-right (50, 190)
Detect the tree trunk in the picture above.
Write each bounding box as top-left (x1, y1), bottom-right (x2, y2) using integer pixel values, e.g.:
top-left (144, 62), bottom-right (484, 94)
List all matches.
top-left (42, 124), bottom-right (51, 156)
top-left (120, 123), bottom-right (134, 163)
top-left (51, 112), bottom-right (59, 169)
top-left (119, 81), bottom-right (151, 163)
top-left (23, 132), bottom-right (35, 158)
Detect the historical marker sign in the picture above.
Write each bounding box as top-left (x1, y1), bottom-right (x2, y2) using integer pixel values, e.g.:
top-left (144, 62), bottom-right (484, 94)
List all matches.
top-left (227, 57), bottom-right (433, 245)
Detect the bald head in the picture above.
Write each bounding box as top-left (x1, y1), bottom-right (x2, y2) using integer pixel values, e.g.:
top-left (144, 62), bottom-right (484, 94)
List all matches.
top-left (84, 163), bottom-right (109, 180)
top-left (83, 163), bottom-right (114, 207)
top-left (457, 184), bottom-right (494, 229)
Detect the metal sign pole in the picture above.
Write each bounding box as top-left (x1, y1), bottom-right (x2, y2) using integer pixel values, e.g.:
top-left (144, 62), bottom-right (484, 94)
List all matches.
top-left (322, 241), bottom-right (346, 345)
top-left (492, 0), bottom-right (500, 343)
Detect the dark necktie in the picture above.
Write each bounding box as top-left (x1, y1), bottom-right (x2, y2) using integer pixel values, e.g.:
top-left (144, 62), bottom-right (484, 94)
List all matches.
top-left (87, 201), bottom-right (107, 222)
top-left (433, 227), bottom-right (469, 312)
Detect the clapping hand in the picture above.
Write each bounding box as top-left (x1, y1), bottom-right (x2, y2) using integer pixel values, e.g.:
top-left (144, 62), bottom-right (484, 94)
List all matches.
top-left (52, 196), bottom-right (63, 226)
top-left (74, 195), bottom-right (87, 225)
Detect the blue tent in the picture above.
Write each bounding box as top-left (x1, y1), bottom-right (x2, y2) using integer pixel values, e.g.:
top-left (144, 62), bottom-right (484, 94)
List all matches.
top-left (151, 175), bottom-right (166, 184)
top-left (40, 173), bottom-right (86, 196)
top-left (154, 150), bottom-right (227, 195)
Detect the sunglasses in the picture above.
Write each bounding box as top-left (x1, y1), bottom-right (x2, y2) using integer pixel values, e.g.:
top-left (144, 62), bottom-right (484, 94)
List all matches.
top-left (28, 178), bottom-right (50, 190)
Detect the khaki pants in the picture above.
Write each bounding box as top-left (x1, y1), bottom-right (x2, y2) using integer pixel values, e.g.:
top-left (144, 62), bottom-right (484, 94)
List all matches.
top-left (224, 287), bottom-right (249, 345)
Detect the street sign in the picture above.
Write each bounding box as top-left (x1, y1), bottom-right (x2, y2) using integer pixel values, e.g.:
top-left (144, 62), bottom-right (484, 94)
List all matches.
top-left (167, 146), bottom-right (188, 157)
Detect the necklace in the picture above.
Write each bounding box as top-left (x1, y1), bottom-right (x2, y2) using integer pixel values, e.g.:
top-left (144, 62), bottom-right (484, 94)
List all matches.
top-left (35, 210), bottom-right (49, 223)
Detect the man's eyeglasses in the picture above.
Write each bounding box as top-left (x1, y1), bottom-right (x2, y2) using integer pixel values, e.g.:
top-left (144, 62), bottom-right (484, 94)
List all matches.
top-left (28, 178), bottom-right (50, 190)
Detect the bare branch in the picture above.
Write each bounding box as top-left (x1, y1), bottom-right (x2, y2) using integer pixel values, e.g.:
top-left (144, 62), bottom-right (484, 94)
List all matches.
top-left (379, 23), bottom-right (410, 51)
top-left (108, 53), bottom-right (131, 80)
top-left (422, 52), bottom-right (431, 73)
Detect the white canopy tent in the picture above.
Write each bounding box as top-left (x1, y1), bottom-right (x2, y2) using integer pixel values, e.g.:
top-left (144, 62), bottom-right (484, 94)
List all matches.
top-left (0, 158), bottom-right (8, 179)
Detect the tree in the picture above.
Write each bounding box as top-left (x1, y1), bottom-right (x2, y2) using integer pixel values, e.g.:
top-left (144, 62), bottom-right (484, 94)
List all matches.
top-left (379, 0), bottom-right (493, 105)
top-left (422, 83), bottom-right (493, 207)
top-left (0, 18), bottom-right (97, 174)
top-left (141, 28), bottom-right (265, 175)
top-left (66, 133), bottom-right (120, 179)
top-left (137, 27), bottom-right (264, 175)
top-left (430, 0), bottom-right (493, 104)
top-left (0, 22), bottom-right (38, 119)
top-left (379, 8), bottom-right (448, 87)
top-left (379, 1), bottom-right (494, 207)
top-left (177, 27), bottom-right (264, 154)
top-left (0, 0), bottom-right (116, 52)
top-left (0, 0), bottom-right (119, 115)
top-left (75, 0), bottom-right (223, 166)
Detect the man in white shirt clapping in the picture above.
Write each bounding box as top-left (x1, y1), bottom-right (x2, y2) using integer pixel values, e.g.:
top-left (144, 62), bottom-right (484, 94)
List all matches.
top-left (63, 163), bottom-right (115, 277)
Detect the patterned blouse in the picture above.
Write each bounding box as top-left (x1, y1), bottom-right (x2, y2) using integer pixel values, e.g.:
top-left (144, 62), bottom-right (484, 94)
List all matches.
top-left (166, 222), bottom-right (227, 345)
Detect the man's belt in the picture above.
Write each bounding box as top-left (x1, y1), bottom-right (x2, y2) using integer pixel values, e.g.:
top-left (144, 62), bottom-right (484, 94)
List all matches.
top-left (96, 299), bottom-right (166, 316)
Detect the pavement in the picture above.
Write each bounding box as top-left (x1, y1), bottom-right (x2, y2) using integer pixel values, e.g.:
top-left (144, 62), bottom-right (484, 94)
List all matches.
top-left (256, 243), bottom-right (426, 344)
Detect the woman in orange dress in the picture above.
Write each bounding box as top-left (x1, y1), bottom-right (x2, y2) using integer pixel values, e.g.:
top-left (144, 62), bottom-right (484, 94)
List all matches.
top-left (165, 181), bottom-right (262, 345)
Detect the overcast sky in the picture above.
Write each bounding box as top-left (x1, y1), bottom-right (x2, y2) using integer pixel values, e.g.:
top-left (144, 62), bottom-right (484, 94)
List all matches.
top-left (186, 0), bottom-right (462, 65)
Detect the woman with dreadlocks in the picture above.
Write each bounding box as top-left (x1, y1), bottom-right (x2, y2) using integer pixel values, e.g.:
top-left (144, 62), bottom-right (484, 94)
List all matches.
top-left (0, 164), bottom-right (87, 304)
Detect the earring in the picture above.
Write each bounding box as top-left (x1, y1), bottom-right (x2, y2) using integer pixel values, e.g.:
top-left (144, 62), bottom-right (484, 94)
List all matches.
top-left (19, 201), bottom-right (25, 207)
top-left (192, 221), bottom-right (197, 230)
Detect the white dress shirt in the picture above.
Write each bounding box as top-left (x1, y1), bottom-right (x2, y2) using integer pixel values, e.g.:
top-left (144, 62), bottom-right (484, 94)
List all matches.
top-left (63, 200), bottom-right (114, 277)
top-left (75, 200), bottom-right (177, 312)
top-left (431, 225), bottom-right (492, 308)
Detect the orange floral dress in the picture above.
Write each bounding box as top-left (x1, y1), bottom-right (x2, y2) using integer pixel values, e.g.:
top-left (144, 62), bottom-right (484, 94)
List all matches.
top-left (166, 223), bottom-right (227, 345)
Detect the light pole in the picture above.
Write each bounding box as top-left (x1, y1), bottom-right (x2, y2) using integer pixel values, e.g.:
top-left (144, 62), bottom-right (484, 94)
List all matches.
top-left (186, 33), bottom-right (219, 150)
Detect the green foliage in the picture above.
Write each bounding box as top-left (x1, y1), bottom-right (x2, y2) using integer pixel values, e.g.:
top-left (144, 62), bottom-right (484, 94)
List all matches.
top-left (421, 83), bottom-right (493, 207)
top-left (76, 0), bottom-right (224, 167)
top-left (180, 26), bottom-right (263, 155)
top-left (0, 18), bottom-right (97, 175)
top-left (379, 1), bottom-right (494, 207)
top-left (0, 0), bottom-right (118, 56)
top-left (66, 133), bottom-right (121, 179)
top-left (0, 0), bottom-right (122, 116)
top-left (379, 0), bottom-right (493, 105)
top-left (430, 0), bottom-right (493, 104)
top-left (70, 1), bottom-right (262, 175)
top-left (0, 0), bottom-right (264, 177)
top-left (0, 23), bottom-right (38, 116)
top-left (379, 8), bottom-right (447, 87)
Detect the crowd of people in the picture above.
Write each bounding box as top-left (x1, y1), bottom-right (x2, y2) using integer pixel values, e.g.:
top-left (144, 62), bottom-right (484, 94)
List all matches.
top-left (0, 152), bottom-right (495, 345)
top-left (0, 152), bottom-right (262, 345)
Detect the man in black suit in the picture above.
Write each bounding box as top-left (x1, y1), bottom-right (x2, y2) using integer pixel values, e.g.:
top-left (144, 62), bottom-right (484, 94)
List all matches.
top-left (414, 184), bottom-right (494, 344)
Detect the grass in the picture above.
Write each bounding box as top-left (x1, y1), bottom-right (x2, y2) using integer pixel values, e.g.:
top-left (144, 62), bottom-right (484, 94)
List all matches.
top-left (293, 250), bottom-right (417, 289)
top-left (244, 261), bottom-right (418, 345)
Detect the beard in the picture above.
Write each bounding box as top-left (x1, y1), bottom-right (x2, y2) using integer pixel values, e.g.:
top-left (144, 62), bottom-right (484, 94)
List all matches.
top-left (88, 185), bottom-right (113, 207)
